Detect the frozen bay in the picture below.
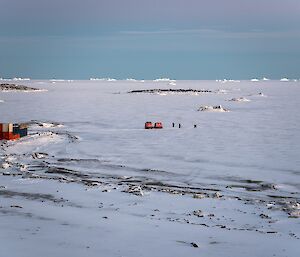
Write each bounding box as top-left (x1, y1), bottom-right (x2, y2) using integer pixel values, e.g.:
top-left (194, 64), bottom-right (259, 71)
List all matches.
top-left (0, 80), bottom-right (299, 257)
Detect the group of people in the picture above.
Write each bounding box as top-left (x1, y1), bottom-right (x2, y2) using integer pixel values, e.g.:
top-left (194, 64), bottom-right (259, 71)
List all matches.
top-left (172, 123), bottom-right (197, 128)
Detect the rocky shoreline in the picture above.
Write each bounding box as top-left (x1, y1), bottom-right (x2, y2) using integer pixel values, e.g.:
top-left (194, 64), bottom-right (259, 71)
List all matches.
top-left (0, 83), bottom-right (41, 92)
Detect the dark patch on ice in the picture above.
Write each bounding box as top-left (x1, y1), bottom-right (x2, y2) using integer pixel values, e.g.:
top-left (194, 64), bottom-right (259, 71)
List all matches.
top-left (143, 181), bottom-right (220, 193)
top-left (46, 166), bottom-right (89, 179)
top-left (56, 157), bottom-right (175, 177)
top-left (0, 208), bottom-right (54, 221)
top-left (54, 131), bottom-right (78, 142)
top-left (128, 88), bottom-right (212, 94)
top-left (226, 183), bottom-right (276, 192)
top-left (209, 176), bottom-right (277, 191)
top-left (267, 195), bottom-right (294, 199)
top-left (209, 241), bottom-right (222, 245)
top-left (0, 189), bottom-right (65, 203)
top-left (10, 205), bottom-right (23, 208)
top-left (57, 158), bottom-right (100, 163)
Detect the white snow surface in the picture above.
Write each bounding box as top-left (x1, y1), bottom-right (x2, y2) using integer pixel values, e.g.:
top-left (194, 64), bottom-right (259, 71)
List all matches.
top-left (0, 80), bottom-right (299, 257)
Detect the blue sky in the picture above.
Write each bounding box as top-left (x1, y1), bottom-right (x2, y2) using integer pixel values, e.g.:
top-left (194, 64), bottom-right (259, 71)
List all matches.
top-left (1, 0), bottom-right (300, 79)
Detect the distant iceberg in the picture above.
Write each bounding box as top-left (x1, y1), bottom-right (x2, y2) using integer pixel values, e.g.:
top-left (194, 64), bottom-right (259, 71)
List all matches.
top-left (262, 77), bottom-right (270, 81)
top-left (216, 79), bottom-right (228, 83)
top-left (90, 78), bottom-right (104, 81)
top-left (251, 78), bottom-right (259, 82)
top-left (126, 78), bottom-right (137, 82)
top-left (50, 79), bottom-right (67, 82)
top-left (216, 79), bottom-right (240, 83)
top-left (13, 77), bottom-right (31, 81)
top-left (280, 78), bottom-right (289, 82)
top-left (90, 78), bottom-right (117, 82)
top-left (49, 79), bottom-right (74, 83)
top-left (154, 78), bottom-right (176, 82)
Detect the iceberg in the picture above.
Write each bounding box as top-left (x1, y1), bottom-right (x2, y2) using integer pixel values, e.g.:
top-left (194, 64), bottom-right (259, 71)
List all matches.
top-left (153, 78), bottom-right (176, 82)
top-left (216, 79), bottom-right (239, 83)
top-left (12, 77), bottom-right (31, 81)
top-left (90, 78), bottom-right (117, 82)
top-left (280, 78), bottom-right (289, 82)
top-left (50, 79), bottom-right (66, 82)
top-left (90, 78), bottom-right (103, 81)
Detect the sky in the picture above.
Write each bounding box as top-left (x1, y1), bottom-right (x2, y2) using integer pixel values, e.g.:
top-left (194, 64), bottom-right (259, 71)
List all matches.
top-left (0, 0), bottom-right (300, 80)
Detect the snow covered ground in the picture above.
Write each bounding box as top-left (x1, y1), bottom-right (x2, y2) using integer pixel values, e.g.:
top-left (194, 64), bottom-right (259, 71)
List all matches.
top-left (0, 80), bottom-right (299, 257)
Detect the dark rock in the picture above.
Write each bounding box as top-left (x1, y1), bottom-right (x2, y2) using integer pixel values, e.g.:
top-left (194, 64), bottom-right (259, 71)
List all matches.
top-left (190, 242), bottom-right (199, 248)
top-left (0, 83), bottom-right (40, 91)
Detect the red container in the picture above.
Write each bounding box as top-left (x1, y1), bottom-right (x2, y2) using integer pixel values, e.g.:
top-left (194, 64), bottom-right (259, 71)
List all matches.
top-left (2, 132), bottom-right (20, 140)
top-left (154, 122), bottom-right (163, 129)
top-left (145, 122), bottom-right (153, 129)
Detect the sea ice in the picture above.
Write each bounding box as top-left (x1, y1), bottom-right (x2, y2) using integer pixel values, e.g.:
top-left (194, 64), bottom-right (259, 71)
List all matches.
top-left (0, 79), bottom-right (299, 257)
